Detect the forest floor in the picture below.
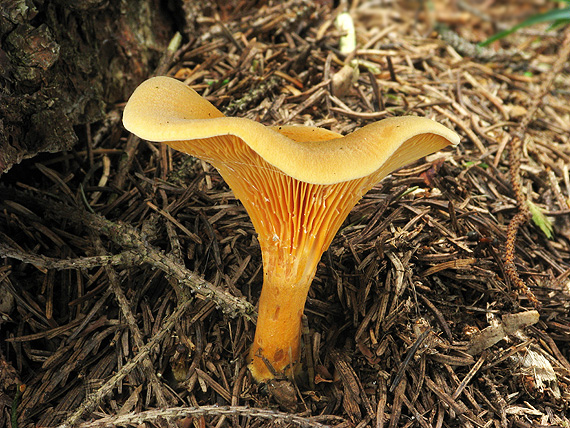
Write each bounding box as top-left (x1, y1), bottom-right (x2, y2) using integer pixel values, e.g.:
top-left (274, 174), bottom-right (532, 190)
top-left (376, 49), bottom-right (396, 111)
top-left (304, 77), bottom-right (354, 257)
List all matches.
top-left (1, 0), bottom-right (570, 427)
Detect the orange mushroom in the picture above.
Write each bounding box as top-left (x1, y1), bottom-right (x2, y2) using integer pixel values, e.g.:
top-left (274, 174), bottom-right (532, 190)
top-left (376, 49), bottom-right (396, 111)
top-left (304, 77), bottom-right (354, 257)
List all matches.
top-left (123, 76), bottom-right (460, 381)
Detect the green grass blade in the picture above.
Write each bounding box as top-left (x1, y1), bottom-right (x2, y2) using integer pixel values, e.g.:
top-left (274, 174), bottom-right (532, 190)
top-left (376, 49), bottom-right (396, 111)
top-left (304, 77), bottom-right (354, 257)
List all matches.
top-left (527, 200), bottom-right (554, 239)
top-left (480, 7), bottom-right (570, 46)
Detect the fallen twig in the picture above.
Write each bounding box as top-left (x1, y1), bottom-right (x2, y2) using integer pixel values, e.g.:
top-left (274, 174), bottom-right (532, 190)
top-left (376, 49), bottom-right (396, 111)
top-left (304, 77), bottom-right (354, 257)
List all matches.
top-left (0, 242), bottom-right (142, 272)
top-left (75, 405), bottom-right (341, 428)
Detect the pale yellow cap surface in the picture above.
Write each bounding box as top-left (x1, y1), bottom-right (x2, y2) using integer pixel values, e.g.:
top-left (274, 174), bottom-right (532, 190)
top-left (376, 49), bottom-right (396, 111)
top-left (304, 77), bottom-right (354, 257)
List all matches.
top-left (123, 76), bottom-right (460, 185)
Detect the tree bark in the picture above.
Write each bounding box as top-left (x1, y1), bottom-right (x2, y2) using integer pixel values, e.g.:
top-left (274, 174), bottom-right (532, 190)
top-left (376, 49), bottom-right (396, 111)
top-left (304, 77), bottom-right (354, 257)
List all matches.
top-left (0, 0), bottom-right (175, 174)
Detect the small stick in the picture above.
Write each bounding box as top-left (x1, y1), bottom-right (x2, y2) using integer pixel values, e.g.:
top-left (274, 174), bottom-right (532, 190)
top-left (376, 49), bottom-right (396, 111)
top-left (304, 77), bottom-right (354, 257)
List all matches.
top-left (389, 327), bottom-right (431, 393)
top-left (75, 405), bottom-right (337, 428)
top-left (386, 56), bottom-right (396, 82)
top-left (0, 242), bottom-right (142, 272)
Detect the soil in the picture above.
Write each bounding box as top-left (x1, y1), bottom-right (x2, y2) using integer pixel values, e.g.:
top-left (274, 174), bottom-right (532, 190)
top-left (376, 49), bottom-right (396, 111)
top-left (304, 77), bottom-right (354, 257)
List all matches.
top-left (1, 1), bottom-right (569, 427)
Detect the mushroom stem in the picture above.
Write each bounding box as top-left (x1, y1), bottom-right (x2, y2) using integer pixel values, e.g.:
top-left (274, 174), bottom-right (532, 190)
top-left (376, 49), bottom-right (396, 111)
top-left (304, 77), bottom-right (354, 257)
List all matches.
top-left (249, 248), bottom-right (315, 380)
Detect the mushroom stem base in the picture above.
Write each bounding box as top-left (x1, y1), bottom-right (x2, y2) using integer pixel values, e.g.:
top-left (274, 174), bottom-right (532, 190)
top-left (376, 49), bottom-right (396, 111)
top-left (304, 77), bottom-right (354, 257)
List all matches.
top-left (248, 258), bottom-right (315, 382)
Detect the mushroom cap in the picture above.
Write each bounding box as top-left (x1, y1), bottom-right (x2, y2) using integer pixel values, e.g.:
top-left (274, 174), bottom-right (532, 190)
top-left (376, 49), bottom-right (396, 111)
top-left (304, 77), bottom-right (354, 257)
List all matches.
top-left (123, 76), bottom-right (460, 185)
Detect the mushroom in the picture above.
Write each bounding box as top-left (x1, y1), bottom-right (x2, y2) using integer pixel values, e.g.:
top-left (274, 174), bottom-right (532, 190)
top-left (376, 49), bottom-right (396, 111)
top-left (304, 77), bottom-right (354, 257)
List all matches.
top-left (123, 76), bottom-right (460, 382)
